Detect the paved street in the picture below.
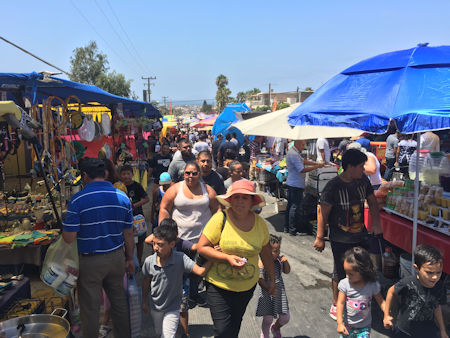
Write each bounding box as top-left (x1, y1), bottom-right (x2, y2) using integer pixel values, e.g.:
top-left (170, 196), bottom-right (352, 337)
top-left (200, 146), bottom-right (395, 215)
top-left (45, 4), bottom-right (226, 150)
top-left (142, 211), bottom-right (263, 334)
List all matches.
top-left (140, 190), bottom-right (392, 338)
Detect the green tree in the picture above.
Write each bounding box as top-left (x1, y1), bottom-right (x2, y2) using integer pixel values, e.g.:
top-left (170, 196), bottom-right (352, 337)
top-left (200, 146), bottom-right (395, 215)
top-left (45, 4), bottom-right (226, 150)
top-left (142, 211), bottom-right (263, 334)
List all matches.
top-left (246, 88), bottom-right (261, 96)
top-left (215, 74), bottom-right (231, 112)
top-left (201, 100), bottom-right (212, 113)
top-left (96, 71), bottom-right (132, 98)
top-left (235, 91), bottom-right (247, 103)
top-left (305, 86), bottom-right (313, 91)
top-left (69, 41), bottom-right (132, 97)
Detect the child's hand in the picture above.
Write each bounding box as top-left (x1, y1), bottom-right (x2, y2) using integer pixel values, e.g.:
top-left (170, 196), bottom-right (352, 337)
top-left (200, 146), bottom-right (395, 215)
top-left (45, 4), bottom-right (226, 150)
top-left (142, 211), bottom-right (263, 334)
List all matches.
top-left (191, 243), bottom-right (197, 251)
top-left (142, 302), bottom-right (149, 314)
top-left (383, 315), bottom-right (394, 329)
top-left (280, 255), bottom-right (288, 263)
top-left (440, 330), bottom-right (449, 338)
top-left (337, 323), bottom-right (348, 335)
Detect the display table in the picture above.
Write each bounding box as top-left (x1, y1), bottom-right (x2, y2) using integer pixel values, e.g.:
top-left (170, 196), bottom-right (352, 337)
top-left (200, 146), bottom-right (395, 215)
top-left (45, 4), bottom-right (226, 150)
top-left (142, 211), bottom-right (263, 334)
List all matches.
top-left (0, 277), bottom-right (31, 316)
top-left (378, 210), bottom-right (450, 274)
top-left (0, 245), bottom-right (47, 266)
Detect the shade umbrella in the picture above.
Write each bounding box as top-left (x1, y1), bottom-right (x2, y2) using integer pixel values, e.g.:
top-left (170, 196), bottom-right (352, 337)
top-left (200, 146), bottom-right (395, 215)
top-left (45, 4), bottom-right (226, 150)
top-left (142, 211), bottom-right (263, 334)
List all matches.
top-left (234, 103), bottom-right (363, 139)
top-left (191, 115), bottom-right (218, 128)
top-left (288, 43), bottom-right (450, 266)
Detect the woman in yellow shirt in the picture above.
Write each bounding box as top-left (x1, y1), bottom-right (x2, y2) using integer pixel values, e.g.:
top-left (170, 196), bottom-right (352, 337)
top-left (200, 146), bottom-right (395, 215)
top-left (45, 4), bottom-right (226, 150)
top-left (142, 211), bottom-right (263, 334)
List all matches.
top-left (197, 179), bottom-right (276, 338)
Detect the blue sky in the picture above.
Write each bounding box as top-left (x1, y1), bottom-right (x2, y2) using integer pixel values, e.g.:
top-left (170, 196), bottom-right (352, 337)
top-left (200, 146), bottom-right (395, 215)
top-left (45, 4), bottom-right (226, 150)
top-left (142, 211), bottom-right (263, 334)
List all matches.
top-left (2, 1), bottom-right (450, 104)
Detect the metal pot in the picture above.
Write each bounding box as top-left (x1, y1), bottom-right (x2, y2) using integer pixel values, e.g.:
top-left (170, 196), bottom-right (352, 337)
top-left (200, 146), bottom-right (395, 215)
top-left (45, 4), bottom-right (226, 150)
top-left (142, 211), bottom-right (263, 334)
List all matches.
top-left (0, 308), bottom-right (69, 338)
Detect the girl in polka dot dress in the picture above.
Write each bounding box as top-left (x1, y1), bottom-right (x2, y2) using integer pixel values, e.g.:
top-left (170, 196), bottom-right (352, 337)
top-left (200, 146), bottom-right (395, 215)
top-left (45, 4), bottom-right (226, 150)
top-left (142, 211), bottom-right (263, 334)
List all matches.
top-left (256, 234), bottom-right (290, 338)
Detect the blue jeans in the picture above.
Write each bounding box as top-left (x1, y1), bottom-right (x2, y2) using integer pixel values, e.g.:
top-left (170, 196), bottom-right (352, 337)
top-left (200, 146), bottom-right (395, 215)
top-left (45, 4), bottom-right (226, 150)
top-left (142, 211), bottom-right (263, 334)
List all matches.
top-left (284, 185), bottom-right (304, 234)
top-left (384, 157), bottom-right (396, 181)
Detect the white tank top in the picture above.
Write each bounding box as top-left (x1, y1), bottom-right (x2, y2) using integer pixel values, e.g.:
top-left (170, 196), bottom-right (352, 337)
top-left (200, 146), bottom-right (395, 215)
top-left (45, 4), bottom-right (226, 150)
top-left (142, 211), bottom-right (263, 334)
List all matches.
top-left (367, 152), bottom-right (382, 186)
top-left (172, 181), bottom-right (212, 242)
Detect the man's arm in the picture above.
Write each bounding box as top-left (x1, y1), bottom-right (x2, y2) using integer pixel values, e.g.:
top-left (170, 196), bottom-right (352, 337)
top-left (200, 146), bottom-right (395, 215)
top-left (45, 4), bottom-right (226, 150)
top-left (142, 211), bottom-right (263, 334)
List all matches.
top-left (134, 195), bottom-right (150, 209)
top-left (62, 231), bottom-right (77, 244)
top-left (158, 184), bottom-right (176, 224)
top-left (191, 261), bottom-right (212, 277)
top-left (314, 203), bottom-right (331, 252)
top-left (366, 194), bottom-right (382, 235)
top-left (123, 227), bottom-right (135, 274)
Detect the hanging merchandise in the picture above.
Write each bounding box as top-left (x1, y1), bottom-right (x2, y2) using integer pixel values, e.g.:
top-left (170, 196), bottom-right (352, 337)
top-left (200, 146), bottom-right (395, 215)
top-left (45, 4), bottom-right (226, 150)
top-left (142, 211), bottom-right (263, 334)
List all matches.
top-left (101, 113), bottom-right (111, 136)
top-left (70, 141), bottom-right (85, 160)
top-left (69, 110), bottom-right (84, 130)
top-left (78, 116), bottom-right (95, 142)
top-left (132, 167), bottom-right (140, 184)
top-left (141, 170), bottom-right (148, 192)
top-left (93, 121), bottom-right (102, 140)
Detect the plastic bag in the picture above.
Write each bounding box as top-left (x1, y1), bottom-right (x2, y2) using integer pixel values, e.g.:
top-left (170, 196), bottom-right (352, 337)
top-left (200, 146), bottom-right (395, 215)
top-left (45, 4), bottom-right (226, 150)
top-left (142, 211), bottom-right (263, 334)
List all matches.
top-left (126, 274), bottom-right (142, 338)
top-left (40, 236), bottom-right (79, 296)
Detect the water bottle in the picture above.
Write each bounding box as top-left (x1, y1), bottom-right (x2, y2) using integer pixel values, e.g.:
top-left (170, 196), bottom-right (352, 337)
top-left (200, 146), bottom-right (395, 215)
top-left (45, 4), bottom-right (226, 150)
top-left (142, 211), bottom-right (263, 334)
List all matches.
top-left (382, 247), bottom-right (398, 279)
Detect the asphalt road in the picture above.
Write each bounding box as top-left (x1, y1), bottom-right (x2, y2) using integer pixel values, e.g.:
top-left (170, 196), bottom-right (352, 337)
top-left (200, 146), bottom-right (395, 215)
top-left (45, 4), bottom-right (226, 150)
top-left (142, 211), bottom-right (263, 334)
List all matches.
top-left (140, 191), bottom-right (392, 338)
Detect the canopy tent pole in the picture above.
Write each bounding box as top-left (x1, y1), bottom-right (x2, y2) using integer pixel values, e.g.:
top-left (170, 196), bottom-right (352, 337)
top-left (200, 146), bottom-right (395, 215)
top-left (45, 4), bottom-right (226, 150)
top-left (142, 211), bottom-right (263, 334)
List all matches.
top-left (411, 132), bottom-right (421, 269)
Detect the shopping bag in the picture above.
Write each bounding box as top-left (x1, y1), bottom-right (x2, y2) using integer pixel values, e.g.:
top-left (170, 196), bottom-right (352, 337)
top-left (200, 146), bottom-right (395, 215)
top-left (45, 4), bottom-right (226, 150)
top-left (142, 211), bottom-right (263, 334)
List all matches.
top-left (126, 274), bottom-right (142, 338)
top-left (40, 236), bottom-right (79, 296)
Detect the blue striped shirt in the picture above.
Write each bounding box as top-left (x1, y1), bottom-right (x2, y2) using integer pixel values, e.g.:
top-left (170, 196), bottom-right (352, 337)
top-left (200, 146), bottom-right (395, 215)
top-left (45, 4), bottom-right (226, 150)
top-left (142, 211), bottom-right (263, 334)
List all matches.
top-left (63, 181), bottom-right (133, 254)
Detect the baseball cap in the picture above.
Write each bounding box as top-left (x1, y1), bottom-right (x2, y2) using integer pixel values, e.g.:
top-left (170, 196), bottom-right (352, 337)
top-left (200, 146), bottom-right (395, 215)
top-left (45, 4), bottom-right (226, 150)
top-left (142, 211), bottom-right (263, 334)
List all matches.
top-left (159, 172), bottom-right (172, 185)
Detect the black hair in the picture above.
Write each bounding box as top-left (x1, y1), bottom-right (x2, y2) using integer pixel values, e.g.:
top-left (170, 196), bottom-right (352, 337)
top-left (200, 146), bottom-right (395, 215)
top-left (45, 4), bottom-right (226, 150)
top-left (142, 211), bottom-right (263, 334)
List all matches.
top-left (179, 138), bottom-right (189, 146)
top-left (103, 159), bottom-right (117, 184)
top-left (241, 162), bottom-right (250, 171)
top-left (153, 221), bottom-right (177, 243)
top-left (225, 133), bottom-right (231, 141)
top-left (184, 161), bottom-right (200, 172)
top-left (217, 134), bottom-right (223, 138)
top-left (80, 157), bottom-right (106, 179)
top-left (229, 160), bottom-right (242, 172)
top-left (269, 234), bottom-right (282, 246)
top-left (224, 149), bottom-right (237, 160)
top-left (159, 218), bottom-right (178, 234)
top-left (197, 150), bottom-right (212, 159)
top-left (342, 149), bottom-right (368, 171)
top-left (232, 132), bottom-right (237, 138)
top-left (344, 247), bottom-right (377, 283)
top-left (119, 164), bottom-right (133, 174)
top-left (199, 134), bottom-right (207, 141)
top-left (414, 244), bottom-right (443, 269)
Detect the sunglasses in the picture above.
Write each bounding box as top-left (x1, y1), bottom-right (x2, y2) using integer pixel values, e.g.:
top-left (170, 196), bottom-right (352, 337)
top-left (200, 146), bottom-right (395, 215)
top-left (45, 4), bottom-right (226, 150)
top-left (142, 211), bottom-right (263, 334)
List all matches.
top-left (185, 171), bottom-right (199, 176)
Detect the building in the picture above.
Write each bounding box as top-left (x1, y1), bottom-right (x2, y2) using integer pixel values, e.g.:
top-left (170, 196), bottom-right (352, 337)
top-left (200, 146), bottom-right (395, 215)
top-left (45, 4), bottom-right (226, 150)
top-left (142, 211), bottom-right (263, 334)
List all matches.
top-left (245, 90), bottom-right (313, 109)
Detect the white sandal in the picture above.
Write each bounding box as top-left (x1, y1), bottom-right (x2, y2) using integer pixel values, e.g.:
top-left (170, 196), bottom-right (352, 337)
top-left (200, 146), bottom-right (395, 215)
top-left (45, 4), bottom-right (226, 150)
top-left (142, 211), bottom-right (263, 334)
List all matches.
top-left (98, 324), bottom-right (112, 338)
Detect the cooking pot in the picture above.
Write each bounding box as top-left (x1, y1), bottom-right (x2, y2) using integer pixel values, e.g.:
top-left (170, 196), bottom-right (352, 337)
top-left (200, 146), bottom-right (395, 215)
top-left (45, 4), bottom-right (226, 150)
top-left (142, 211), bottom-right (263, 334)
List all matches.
top-left (0, 308), bottom-right (69, 338)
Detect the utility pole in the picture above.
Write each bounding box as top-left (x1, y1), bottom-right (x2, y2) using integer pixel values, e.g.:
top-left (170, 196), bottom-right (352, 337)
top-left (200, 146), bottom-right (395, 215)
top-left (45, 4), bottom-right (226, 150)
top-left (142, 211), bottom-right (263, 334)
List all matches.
top-left (142, 76), bottom-right (156, 102)
top-left (268, 83), bottom-right (271, 106)
top-left (162, 96), bottom-right (168, 107)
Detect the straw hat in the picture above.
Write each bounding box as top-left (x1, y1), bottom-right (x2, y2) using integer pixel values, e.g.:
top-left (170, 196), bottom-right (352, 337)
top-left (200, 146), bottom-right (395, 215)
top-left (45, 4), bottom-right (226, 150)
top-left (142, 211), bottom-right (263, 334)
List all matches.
top-left (216, 179), bottom-right (265, 211)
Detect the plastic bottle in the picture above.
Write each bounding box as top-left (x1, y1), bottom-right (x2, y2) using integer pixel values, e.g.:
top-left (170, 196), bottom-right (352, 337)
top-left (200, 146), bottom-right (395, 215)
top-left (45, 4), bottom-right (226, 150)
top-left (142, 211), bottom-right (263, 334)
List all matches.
top-left (382, 247), bottom-right (398, 279)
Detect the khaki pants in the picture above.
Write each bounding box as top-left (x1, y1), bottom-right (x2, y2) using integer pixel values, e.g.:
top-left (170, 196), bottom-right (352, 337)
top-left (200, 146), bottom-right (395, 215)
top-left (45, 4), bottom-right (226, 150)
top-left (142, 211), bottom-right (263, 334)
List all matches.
top-left (78, 249), bottom-right (131, 338)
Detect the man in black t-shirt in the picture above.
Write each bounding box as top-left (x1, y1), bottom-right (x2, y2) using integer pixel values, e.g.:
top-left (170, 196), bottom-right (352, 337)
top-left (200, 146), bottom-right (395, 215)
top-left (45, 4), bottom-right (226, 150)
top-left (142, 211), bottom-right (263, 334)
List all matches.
top-left (119, 165), bottom-right (150, 264)
top-left (148, 143), bottom-right (172, 183)
top-left (313, 149), bottom-right (382, 320)
top-left (217, 133), bottom-right (238, 166)
top-left (197, 150), bottom-right (226, 195)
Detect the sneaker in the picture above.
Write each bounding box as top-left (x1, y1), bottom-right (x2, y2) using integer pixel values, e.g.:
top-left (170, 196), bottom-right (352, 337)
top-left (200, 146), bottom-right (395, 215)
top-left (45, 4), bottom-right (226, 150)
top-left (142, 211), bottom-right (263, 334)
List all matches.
top-left (98, 324), bottom-right (111, 338)
top-left (270, 323), bottom-right (282, 338)
top-left (329, 303), bottom-right (337, 321)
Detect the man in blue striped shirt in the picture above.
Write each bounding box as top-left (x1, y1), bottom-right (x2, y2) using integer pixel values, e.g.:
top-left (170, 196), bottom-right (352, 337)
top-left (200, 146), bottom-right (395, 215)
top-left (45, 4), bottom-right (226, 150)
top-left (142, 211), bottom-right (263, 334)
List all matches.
top-left (62, 158), bottom-right (134, 338)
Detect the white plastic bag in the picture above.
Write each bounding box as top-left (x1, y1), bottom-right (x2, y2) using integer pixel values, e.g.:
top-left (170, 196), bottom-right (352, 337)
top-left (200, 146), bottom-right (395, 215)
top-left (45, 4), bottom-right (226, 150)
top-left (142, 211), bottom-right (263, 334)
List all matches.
top-left (127, 274), bottom-right (142, 338)
top-left (40, 236), bottom-right (79, 296)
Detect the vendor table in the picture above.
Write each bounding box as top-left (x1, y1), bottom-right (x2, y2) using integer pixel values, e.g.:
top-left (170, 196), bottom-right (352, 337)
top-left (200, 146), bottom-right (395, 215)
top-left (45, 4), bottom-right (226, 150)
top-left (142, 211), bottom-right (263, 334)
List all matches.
top-left (378, 210), bottom-right (450, 274)
top-left (0, 277), bottom-right (31, 316)
top-left (0, 245), bottom-right (47, 266)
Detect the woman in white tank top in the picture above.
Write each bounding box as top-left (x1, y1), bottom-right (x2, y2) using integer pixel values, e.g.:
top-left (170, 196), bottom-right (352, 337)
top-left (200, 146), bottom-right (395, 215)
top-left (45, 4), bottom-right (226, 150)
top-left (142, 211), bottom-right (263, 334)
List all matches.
top-left (158, 161), bottom-right (219, 242)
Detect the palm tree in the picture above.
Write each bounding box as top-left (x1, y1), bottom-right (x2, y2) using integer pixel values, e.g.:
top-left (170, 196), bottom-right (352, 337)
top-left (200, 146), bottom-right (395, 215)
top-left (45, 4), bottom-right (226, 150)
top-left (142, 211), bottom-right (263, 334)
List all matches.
top-left (216, 74), bottom-right (228, 88)
top-left (215, 74), bottom-right (231, 112)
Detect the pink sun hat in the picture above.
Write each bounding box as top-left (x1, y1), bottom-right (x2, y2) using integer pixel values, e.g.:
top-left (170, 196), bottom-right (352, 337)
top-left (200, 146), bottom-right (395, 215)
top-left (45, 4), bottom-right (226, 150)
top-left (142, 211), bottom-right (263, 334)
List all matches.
top-left (216, 179), bottom-right (265, 211)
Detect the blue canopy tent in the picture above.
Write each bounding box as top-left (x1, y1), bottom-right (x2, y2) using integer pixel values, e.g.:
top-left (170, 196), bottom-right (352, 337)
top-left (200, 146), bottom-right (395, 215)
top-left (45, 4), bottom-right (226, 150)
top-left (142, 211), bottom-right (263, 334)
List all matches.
top-left (288, 43), bottom-right (450, 267)
top-left (288, 44), bottom-right (450, 134)
top-left (212, 103), bottom-right (251, 144)
top-left (0, 72), bottom-right (160, 118)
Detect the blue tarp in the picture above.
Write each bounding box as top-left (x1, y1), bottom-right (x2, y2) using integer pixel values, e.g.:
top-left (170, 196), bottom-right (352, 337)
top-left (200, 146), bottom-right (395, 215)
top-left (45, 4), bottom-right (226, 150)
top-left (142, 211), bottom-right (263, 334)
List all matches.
top-left (212, 103), bottom-right (251, 144)
top-left (0, 72), bottom-right (160, 118)
top-left (288, 44), bottom-right (450, 134)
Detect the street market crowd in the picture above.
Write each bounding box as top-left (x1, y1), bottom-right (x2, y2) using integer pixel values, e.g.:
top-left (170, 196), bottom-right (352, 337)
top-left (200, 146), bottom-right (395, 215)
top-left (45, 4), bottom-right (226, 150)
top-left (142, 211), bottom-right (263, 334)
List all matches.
top-left (61, 124), bottom-right (448, 338)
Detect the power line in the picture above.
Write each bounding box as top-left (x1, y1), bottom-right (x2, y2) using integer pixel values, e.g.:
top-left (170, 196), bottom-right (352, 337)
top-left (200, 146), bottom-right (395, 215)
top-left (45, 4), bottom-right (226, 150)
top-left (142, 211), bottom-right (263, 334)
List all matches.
top-left (93, 0), bottom-right (147, 74)
top-left (69, 0), bottom-right (141, 75)
top-left (106, 0), bottom-right (151, 74)
top-left (0, 35), bottom-right (70, 76)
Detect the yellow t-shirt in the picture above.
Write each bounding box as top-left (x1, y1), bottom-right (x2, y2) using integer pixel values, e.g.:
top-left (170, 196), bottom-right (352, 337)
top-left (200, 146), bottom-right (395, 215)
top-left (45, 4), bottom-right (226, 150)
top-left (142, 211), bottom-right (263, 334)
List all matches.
top-left (202, 209), bottom-right (269, 292)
